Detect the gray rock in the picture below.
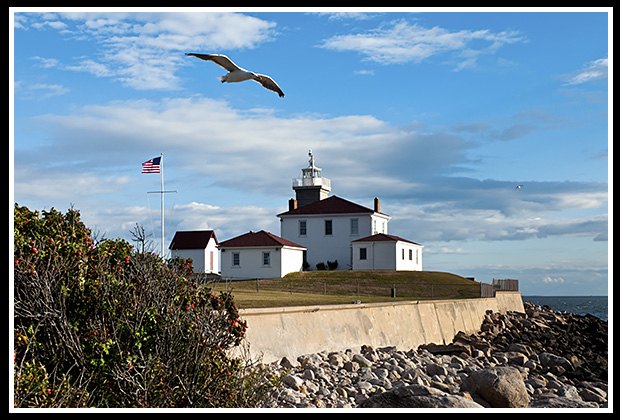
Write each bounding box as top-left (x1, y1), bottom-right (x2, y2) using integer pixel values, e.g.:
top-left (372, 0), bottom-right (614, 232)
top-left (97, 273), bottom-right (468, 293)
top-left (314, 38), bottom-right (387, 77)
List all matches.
top-left (538, 352), bottom-right (573, 371)
top-left (359, 385), bottom-right (483, 408)
top-left (460, 366), bottom-right (529, 408)
top-left (529, 397), bottom-right (598, 408)
top-left (352, 353), bottom-right (373, 367)
top-left (282, 374), bottom-right (304, 391)
top-left (580, 387), bottom-right (607, 403)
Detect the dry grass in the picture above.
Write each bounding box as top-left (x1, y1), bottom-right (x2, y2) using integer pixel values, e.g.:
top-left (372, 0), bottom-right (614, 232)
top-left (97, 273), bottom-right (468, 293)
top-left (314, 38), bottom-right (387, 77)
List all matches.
top-left (209, 270), bottom-right (481, 309)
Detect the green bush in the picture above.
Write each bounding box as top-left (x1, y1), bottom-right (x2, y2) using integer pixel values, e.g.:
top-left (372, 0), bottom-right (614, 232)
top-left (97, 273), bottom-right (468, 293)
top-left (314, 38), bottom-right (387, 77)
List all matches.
top-left (13, 204), bottom-right (275, 408)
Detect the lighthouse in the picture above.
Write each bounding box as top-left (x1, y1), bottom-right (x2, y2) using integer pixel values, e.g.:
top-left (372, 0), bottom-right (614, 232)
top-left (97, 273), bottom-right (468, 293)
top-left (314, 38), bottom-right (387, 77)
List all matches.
top-left (291, 150), bottom-right (331, 207)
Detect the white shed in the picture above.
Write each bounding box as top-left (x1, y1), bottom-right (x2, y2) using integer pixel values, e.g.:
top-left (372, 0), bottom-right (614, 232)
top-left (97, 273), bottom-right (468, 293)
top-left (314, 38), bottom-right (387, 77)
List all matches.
top-left (351, 233), bottom-right (423, 271)
top-left (219, 230), bottom-right (306, 280)
top-left (169, 230), bottom-right (219, 274)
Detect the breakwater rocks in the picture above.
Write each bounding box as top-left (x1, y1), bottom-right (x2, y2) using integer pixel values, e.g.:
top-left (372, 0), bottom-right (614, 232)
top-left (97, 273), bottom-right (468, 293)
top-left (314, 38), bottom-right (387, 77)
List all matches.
top-left (261, 301), bottom-right (608, 409)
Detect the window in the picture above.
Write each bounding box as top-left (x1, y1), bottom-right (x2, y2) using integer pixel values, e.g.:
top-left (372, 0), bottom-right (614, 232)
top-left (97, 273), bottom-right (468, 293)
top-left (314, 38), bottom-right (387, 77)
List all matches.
top-left (373, 219), bottom-right (377, 234)
top-left (350, 218), bottom-right (359, 235)
top-left (402, 248), bottom-right (405, 260)
top-left (263, 252), bottom-right (271, 266)
top-left (299, 220), bottom-right (307, 236)
top-left (359, 247), bottom-right (367, 260)
top-left (232, 252), bottom-right (240, 267)
top-left (409, 249), bottom-right (413, 260)
top-left (325, 219), bottom-right (333, 236)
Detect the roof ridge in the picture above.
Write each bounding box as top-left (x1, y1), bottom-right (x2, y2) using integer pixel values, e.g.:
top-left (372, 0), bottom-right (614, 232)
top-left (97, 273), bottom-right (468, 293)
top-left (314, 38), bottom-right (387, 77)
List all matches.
top-left (219, 230), bottom-right (305, 249)
top-left (352, 233), bottom-right (422, 246)
top-left (278, 195), bottom-right (388, 217)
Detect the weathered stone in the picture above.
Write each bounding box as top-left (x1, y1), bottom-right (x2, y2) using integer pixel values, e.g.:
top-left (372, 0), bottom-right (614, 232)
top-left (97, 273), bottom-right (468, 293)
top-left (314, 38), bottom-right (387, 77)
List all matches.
top-left (352, 353), bottom-right (373, 367)
top-left (279, 356), bottom-right (296, 369)
top-left (529, 397), bottom-right (598, 408)
top-left (460, 366), bottom-right (529, 408)
top-left (359, 385), bottom-right (483, 408)
top-left (539, 352), bottom-right (573, 371)
top-left (421, 342), bottom-right (471, 356)
top-left (426, 363), bottom-right (448, 377)
top-left (344, 361), bottom-right (359, 372)
top-left (283, 374), bottom-right (304, 391)
top-left (580, 387), bottom-right (606, 403)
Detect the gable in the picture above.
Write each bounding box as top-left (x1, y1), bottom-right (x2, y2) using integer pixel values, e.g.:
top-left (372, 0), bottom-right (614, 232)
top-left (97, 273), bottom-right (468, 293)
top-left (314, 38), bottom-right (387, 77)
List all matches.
top-left (169, 230), bottom-right (218, 250)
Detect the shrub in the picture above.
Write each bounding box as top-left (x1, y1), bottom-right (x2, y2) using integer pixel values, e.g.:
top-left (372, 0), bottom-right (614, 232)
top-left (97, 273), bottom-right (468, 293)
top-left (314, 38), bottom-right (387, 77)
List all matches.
top-left (327, 260), bottom-right (338, 270)
top-left (13, 204), bottom-right (275, 408)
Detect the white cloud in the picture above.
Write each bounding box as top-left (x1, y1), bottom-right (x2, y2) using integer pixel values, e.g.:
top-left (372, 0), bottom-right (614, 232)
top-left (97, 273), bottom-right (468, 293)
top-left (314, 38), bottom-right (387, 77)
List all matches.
top-left (14, 96), bottom-right (608, 248)
top-left (16, 12), bottom-right (277, 90)
top-left (563, 57), bottom-right (608, 86)
top-left (542, 276), bottom-right (564, 284)
top-left (319, 20), bottom-right (525, 69)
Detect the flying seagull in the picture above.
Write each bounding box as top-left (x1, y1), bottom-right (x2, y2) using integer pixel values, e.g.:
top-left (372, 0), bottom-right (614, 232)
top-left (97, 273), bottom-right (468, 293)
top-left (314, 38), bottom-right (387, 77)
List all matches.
top-left (186, 53), bottom-right (285, 98)
top-left (514, 185), bottom-right (524, 191)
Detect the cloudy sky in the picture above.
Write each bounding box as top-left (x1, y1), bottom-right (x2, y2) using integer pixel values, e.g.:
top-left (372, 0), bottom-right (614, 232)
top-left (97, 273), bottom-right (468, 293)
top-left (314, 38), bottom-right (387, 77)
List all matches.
top-left (11, 8), bottom-right (610, 296)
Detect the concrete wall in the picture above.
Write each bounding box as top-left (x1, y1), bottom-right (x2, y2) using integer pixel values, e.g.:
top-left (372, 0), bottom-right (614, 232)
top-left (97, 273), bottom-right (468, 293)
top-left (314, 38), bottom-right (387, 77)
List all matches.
top-left (237, 291), bottom-right (524, 363)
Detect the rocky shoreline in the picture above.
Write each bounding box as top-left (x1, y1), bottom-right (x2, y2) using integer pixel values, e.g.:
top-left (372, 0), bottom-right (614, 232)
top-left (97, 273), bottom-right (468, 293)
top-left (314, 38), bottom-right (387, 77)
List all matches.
top-left (261, 301), bottom-right (608, 409)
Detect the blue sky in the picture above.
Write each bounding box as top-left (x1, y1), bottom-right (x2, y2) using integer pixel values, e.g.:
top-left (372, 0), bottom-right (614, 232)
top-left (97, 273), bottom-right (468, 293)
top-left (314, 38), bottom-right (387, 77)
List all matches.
top-left (11, 8), bottom-right (611, 296)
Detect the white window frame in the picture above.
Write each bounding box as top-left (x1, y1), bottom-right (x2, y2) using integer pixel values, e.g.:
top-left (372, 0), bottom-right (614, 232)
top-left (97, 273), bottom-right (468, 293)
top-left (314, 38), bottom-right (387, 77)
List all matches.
top-left (359, 247), bottom-right (367, 260)
top-left (324, 219), bottom-right (333, 236)
top-left (262, 251), bottom-right (271, 267)
top-left (350, 218), bottom-right (359, 236)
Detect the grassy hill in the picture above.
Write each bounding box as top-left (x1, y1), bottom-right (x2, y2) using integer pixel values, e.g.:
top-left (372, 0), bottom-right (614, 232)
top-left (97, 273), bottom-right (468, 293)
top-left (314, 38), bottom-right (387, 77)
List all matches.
top-left (210, 270), bottom-right (482, 309)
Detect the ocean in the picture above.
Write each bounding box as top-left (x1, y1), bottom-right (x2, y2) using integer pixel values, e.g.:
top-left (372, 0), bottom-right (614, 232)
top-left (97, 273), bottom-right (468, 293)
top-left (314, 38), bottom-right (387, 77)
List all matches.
top-left (522, 295), bottom-right (608, 321)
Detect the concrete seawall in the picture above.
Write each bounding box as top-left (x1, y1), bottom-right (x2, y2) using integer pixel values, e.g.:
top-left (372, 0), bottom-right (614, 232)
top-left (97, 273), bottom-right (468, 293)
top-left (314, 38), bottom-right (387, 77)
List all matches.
top-left (238, 291), bottom-right (524, 363)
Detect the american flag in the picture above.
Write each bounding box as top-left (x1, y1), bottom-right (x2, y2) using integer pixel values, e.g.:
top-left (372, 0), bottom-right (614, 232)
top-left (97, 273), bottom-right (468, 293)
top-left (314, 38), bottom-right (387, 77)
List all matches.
top-left (142, 156), bottom-right (161, 173)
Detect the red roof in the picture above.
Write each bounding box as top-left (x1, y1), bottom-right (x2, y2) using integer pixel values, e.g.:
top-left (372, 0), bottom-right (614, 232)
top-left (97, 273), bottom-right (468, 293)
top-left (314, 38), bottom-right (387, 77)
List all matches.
top-left (277, 195), bottom-right (388, 217)
top-left (352, 233), bottom-right (421, 246)
top-left (169, 230), bottom-right (218, 250)
top-left (218, 230), bottom-right (306, 249)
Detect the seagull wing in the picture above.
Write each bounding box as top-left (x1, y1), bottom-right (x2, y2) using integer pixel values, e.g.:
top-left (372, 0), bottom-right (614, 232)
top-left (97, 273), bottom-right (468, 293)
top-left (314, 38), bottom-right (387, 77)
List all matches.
top-left (253, 73), bottom-right (285, 97)
top-left (185, 53), bottom-right (242, 72)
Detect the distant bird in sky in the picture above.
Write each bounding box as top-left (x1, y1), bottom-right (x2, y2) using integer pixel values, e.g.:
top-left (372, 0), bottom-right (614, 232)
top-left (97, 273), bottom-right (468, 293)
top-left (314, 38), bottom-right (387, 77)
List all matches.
top-left (514, 185), bottom-right (524, 191)
top-left (186, 53), bottom-right (285, 98)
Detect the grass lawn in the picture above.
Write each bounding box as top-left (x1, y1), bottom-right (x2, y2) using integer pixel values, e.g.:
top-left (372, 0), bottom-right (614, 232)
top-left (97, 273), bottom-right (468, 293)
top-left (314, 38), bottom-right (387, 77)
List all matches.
top-left (208, 270), bottom-right (482, 309)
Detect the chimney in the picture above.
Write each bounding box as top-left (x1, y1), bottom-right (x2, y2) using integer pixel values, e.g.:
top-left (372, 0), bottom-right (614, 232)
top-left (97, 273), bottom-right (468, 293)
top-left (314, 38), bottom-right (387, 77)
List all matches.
top-left (374, 197), bottom-right (380, 213)
top-left (289, 198), bottom-right (297, 211)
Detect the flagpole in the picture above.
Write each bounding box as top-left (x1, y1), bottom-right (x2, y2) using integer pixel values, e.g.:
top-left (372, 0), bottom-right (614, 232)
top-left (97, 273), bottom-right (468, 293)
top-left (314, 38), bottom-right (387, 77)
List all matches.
top-left (144, 154), bottom-right (176, 259)
top-left (160, 152), bottom-right (164, 258)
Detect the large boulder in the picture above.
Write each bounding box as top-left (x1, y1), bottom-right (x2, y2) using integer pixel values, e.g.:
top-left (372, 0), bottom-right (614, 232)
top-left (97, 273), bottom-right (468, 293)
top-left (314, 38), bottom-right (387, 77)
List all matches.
top-left (460, 366), bottom-right (529, 408)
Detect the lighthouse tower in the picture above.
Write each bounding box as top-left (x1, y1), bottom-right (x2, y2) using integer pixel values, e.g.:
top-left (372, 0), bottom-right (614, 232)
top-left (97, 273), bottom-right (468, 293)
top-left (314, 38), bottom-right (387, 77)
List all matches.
top-left (291, 150), bottom-right (331, 207)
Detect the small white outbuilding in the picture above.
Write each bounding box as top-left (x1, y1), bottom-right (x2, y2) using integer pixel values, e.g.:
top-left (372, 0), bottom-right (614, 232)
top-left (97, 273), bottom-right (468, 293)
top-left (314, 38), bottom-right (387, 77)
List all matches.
top-left (169, 230), bottom-right (219, 274)
top-left (219, 230), bottom-right (306, 280)
top-left (351, 233), bottom-right (423, 271)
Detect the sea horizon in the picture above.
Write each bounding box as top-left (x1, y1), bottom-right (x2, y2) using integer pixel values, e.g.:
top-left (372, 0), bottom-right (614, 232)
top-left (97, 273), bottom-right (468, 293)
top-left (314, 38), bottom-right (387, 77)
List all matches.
top-left (522, 295), bottom-right (608, 321)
